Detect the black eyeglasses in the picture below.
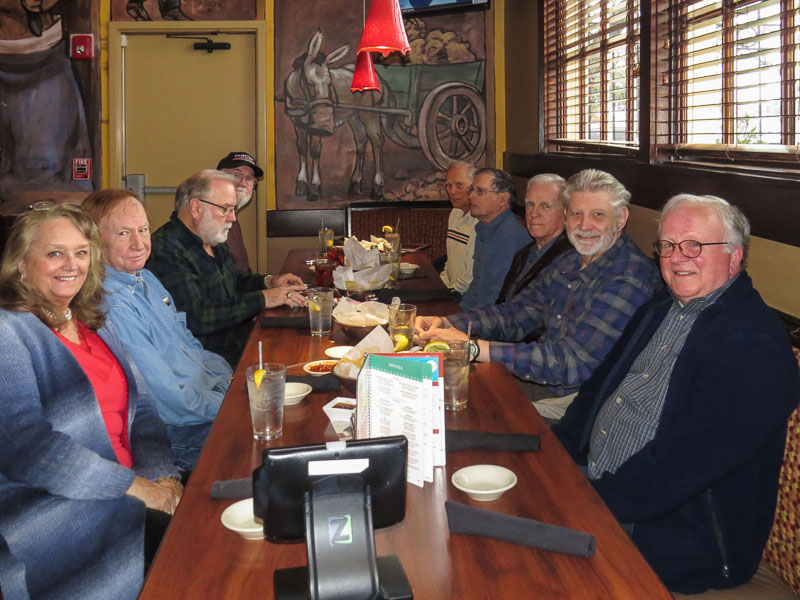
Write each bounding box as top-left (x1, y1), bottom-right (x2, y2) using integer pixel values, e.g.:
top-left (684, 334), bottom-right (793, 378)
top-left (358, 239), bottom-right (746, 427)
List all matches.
top-left (653, 240), bottom-right (730, 258)
top-left (466, 186), bottom-right (498, 197)
top-left (195, 197), bottom-right (236, 216)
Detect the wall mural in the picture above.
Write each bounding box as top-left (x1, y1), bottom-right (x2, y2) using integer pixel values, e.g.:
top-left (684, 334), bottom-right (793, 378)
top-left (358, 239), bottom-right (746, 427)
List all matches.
top-left (111, 0), bottom-right (255, 21)
top-left (275, 2), bottom-right (488, 210)
top-left (0, 0), bottom-right (98, 211)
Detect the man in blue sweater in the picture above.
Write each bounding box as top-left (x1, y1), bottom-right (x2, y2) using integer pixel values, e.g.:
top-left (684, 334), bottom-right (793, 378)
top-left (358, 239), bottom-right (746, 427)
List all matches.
top-left (553, 194), bottom-right (799, 593)
top-left (458, 168), bottom-right (531, 309)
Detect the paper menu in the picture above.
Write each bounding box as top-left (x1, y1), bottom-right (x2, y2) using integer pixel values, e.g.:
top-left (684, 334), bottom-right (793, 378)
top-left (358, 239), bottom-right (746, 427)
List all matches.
top-left (355, 353), bottom-right (445, 487)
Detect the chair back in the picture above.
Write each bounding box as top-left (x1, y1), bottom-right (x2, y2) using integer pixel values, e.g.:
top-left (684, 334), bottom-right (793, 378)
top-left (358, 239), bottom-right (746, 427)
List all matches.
top-left (761, 347), bottom-right (800, 595)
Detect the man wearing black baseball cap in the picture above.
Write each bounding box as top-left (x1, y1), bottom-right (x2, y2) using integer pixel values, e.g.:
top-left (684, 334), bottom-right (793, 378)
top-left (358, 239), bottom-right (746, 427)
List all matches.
top-left (216, 152), bottom-right (264, 272)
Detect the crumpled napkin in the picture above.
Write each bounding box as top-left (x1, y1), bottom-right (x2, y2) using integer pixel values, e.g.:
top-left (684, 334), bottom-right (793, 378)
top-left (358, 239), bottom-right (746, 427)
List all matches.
top-left (332, 264), bottom-right (392, 291)
top-left (333, 325), bottom-right (395, 379)
top-left (344, 237), bottom-right (381, 270)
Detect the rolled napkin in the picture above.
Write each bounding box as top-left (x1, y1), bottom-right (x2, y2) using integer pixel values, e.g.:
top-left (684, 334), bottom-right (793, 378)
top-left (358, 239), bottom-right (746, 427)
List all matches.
top-left (287, 373), bottom-right (341, 392)
top-left (446, 429), bottom-right (540, 452)
top-left (445, 500), bottom-right (596, 557)
top-left (210, 477), bottom-right (252, 499)
top-left (375, 288), bottom-right (458, 304)
top-left (259, 316), bottom-right (307, 329)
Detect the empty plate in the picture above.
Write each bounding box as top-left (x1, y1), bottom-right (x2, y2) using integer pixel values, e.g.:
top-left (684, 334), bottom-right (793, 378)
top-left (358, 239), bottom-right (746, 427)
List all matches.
top-left (325, 346), bottom-right (354, 359)
top-left (451, 465), bottom-right (518, 502)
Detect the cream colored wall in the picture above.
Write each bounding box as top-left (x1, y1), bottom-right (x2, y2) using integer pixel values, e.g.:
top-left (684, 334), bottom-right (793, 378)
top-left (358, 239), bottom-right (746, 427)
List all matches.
top-left (627, 206), bottom-right (800, 317)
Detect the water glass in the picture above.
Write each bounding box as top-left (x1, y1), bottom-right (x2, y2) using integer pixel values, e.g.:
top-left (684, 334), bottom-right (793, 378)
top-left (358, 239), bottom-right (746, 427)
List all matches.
top-left (384, 231), bottom-right (400, 253)
top-left (388, 303), bottom-right (416, 351)
top-left (308, 287), bottom-right (334, 336)
top-left (245, 363), bottom-right (286, 440)
top-left (443, 340), bottom-right (470, 411)
top-left (318, 227), bottom-right (334, 252)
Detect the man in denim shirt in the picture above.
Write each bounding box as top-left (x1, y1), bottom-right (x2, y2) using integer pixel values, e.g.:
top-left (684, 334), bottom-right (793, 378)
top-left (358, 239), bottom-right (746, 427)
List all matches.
top-left (416, 169), bottom-right (662, 420)
top-left (458, 168), bottom-right (531, 309)
top-left (83, 190), bottom-right (231, 471)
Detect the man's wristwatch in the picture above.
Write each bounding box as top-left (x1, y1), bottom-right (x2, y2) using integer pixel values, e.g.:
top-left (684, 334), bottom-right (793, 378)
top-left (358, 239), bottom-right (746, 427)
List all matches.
top-left (468, 339), bottom-right (480, 362)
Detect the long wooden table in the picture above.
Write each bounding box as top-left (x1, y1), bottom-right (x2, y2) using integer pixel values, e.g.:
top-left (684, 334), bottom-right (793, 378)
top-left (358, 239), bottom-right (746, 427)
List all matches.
top-left (139, 250), bottom-right (671, 599)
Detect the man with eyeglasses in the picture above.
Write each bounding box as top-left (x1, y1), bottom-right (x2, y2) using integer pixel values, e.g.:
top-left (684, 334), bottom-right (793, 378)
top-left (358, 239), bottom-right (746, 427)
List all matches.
top-left (458, 168), bottom-right (531, 309)
top-left (417, 169), bottom-right (662, 420)
top-left (148, 170), bottom-right (306, 366)
top-left (439, 162), bottom-right (478, 295)
top-left (216, 151), bottom-right (261, 273)
top-left (553, 194), bottom-right (798, 594)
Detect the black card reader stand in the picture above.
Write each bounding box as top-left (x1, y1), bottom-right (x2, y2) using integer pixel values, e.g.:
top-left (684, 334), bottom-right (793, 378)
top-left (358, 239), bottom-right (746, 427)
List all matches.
top-left (274, 476), bottom-right (413, 600)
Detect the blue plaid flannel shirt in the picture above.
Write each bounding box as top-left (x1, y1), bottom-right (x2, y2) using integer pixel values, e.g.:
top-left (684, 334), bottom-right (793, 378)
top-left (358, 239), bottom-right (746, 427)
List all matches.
top-left (448, 233), bottom-right (663, 396)
top-left (147, 212), bottom-right (266, 367)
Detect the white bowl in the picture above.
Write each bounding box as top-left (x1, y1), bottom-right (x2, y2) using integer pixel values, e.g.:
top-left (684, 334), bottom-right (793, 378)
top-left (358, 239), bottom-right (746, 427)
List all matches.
top-left (325, 345), bottom-right (354, 359)
top-left (284, 382), bottom-right (312, 406)
top-left (323, 397), bottom-right (357, 423)
top-left (399, 262), bottom-right (420, 274)
top-left (451, 465), bottom-right (518, 502)
top-left (221, 498), bottom-right (263, 540)
top-left (303, 360), bottom-right (338, 376)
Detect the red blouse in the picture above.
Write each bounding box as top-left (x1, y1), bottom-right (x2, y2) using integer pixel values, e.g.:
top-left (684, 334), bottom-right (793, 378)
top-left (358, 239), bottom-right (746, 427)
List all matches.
top-left (55, 322), bottom-right (133, 468)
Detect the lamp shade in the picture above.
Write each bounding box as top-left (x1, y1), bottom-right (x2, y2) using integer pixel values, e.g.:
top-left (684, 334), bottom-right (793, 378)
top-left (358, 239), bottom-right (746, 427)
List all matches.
top-left (350, 51), bottom-right (381, 92)
top-left (357, 0), bottom-right (411, 56)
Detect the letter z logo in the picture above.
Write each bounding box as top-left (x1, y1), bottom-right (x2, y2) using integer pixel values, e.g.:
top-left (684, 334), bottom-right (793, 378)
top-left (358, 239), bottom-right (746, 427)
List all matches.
top-left (328, 515), bottom-right (353, 545)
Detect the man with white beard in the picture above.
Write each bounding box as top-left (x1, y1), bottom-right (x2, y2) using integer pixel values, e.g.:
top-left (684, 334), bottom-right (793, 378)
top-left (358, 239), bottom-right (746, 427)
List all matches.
top-left (148, 170), bottom-right (306, 366)
top-left (415, 169), bottom-right (663, 421)
top-left (216, 151), bottom-right (261, 272)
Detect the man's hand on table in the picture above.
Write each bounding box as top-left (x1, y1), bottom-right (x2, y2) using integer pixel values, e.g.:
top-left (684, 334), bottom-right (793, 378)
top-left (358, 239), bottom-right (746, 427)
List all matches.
top-left (415, 326), bottom-right (468, 345)
top-left (272, 272), bottom-right (305, 287)
top-left (126, 475), bottom-right (182, 514)
top-left (264, 285), bottom-right (308, 308)
top-left (414, 315), bottom-right (452, 334)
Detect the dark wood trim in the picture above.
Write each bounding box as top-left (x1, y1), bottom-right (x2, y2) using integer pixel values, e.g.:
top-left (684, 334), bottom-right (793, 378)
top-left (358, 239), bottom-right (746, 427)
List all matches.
top-left (505, 152), bottom-right (800, 248)
top-left (266, 209), bottom-right (345, 238)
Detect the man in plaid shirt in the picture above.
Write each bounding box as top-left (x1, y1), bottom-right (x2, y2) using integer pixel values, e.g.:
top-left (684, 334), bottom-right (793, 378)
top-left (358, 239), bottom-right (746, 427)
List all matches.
top-left (148, 170), bottom-right (306, 366)
top-left (416, 169), bottom-right (663, 420)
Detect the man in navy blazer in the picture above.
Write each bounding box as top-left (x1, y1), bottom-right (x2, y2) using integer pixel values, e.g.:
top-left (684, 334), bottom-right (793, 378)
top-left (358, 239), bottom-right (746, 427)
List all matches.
top-left (553, 193), bottom-right (799, 593)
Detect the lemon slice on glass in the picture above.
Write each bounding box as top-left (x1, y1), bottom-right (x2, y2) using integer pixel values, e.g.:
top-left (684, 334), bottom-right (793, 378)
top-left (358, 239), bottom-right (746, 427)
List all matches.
top-left (254, 369), bottom-right (266, 388)
top-left (423, 341), bottom-right (450, 353)
top-left (382, 225), bottom-right (393, 233)
top-left (393, 334), bottom-right (409, 352)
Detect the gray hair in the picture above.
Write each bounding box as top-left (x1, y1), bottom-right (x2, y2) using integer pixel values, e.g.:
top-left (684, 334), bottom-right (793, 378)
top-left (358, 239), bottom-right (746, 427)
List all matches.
top-left (561, 169), bottom-right (631, 214)
top-left (174, 169), bottom-right (238, 211)
top-left (659, 194), bottom-right (750, 263)
top-left (447, 161), bottom-right (477, 181)
top-left (527, 173), bottom-right (566, 207)
top-left (475, 167), bottom-right (516, 206)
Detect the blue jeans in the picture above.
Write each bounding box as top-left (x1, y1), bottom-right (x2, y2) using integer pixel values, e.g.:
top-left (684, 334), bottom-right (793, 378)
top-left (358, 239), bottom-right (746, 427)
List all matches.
top-left (166, 422), bottom-right (213, 471)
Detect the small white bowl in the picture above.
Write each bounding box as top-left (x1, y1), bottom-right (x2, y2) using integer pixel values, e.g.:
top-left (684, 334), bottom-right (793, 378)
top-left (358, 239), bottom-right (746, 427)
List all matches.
top-left (303, 360), bottom-right (338, 376)
top-left (322, 397), bottom-right (357, 423)
top-left (399, 262), bottom-right (420, 274)
top-left (221, 498), bottom-right (263, 540)
top-left (451, 465), bottom-right (518, 502)
top-left (325, 345), bottom-right (354, 359)
top-left (284, 382), bottom-right (312, 406)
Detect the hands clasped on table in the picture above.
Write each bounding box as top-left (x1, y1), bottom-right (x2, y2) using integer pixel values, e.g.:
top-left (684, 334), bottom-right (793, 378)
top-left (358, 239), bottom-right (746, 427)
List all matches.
top-left (414, 315), bottom-right (467, 346)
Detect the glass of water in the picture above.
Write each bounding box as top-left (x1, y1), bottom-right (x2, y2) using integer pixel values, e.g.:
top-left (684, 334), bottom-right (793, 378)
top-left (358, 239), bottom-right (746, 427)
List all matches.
top-left (308, 287), bottom-right (334, 337)
top-left (245, 363), bottom-right (286, 440)
top-left (443, 340), bottom-right (470, 411)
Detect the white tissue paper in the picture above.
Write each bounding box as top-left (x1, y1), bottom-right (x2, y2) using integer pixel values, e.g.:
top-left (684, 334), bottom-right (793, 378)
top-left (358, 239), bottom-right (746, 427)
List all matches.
top-left (332, 263), bottom-right (392, 291)
top-left (343, 237), bottom-right (380, 270)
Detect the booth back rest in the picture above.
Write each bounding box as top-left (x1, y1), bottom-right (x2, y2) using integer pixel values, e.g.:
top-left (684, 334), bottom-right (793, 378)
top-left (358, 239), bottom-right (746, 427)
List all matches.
top-left (345, 201), bottom-right (452, 262)
top-left (761, 346), bottom-right (800, 595)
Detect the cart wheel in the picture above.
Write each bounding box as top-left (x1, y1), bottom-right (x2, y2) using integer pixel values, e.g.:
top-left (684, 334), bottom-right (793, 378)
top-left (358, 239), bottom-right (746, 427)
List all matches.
top-left (418, 83), bottom-right (486, 169)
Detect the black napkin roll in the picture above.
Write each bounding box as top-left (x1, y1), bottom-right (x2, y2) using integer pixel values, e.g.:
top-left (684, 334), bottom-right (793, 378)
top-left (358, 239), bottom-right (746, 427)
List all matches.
top-left (259, 315), bottom-right (308, 329)
top-left (287, 373), bottom-right (341, 392)
top-left (446, 429), bottom-right (540, 452)
top-left (445, 500), bottom-right (596, 558)
top-left (375, 288), bottom-right (459, 304)
top-left (210, 477), bottom-right (252, 499)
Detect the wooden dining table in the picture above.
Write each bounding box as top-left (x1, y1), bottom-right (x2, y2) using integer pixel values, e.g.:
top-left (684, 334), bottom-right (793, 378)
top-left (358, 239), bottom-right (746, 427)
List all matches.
top-left (138, 249), bottom-right (672, 599)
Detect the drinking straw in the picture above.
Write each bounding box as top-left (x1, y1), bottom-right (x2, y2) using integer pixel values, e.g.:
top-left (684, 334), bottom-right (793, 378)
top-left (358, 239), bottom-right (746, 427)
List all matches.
top-left (258, 341), bottom-right (263, 370)
top-left (321, 217), bottom-right (325, 230)
top-left (466, 321), bottom-right (472, 341)
top-left (395, 217), bottom-right (400, 233)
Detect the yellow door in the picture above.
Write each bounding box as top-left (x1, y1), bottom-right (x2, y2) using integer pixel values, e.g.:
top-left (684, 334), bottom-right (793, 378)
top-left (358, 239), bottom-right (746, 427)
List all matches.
top-left (108, 22), bottom-right (267, 270)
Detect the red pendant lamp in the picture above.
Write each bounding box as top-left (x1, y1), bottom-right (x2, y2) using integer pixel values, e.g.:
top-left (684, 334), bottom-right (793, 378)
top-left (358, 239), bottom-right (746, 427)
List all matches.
top-left (357, 0), bottom-right (411, 57)
top-left (350, 51), bottom-right (381, 92)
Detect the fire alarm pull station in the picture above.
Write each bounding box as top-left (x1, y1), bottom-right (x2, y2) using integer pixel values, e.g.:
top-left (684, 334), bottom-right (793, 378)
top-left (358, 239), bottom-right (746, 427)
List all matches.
top-left (73, 158), bottom-right (92, 180)
top-left (70, 34), bottom-right (94, 60)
